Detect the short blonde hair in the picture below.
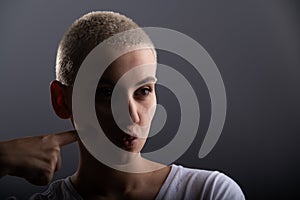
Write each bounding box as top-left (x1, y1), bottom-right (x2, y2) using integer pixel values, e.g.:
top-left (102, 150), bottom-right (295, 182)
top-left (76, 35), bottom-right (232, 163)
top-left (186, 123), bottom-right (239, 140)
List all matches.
top-left (56, 11), bottom-right (155, 86)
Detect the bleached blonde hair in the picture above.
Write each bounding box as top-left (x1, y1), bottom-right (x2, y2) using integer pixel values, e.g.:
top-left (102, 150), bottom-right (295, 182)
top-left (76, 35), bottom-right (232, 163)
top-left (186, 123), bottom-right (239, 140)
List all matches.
top-left (56, 11), bottom-right (156, 86)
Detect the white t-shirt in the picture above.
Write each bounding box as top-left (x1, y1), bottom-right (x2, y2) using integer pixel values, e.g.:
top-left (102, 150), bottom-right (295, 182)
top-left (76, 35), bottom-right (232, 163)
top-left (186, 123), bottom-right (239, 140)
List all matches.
top-left (30, 165), bottom-right (245, 200)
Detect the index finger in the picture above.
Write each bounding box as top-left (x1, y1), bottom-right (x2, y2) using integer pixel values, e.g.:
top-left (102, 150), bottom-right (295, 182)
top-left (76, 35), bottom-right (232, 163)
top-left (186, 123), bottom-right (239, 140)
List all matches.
top-left (54, 130), bottom-right (78, 146)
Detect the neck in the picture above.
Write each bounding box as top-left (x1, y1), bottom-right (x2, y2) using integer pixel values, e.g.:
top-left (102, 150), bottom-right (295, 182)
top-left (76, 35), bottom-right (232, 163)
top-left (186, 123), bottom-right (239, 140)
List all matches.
top-left (71, 141), bottom-right (168, 198)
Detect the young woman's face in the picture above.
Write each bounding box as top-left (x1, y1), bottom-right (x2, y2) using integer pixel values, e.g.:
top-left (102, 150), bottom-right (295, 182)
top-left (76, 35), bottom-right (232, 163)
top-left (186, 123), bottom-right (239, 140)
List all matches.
top-left (95, 49), bottom-right (157, 153)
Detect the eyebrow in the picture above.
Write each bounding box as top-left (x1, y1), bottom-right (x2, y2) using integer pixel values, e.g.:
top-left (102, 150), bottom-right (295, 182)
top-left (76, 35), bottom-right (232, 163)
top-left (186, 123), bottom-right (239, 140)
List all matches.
top-left (98, 76), bottom-right (157, 87)
top-left (135, 76), bottom-right (157, 87)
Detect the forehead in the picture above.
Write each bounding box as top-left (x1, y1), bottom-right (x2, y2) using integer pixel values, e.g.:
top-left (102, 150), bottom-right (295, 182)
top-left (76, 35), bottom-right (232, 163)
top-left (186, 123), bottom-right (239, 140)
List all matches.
top-left (100, 49), bottom-right (156, 84)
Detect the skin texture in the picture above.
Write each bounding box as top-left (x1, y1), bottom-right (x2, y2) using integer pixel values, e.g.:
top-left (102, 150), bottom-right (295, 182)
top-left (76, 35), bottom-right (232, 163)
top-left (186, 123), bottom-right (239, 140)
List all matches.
top-left (0, 49), bottom-right (170, 199)
top-left (95, 49), bottom-right (157, 153)
top-left (0, 130), bottom-right (77, 185)
top-left (54, 49), bottom-right (170, 199)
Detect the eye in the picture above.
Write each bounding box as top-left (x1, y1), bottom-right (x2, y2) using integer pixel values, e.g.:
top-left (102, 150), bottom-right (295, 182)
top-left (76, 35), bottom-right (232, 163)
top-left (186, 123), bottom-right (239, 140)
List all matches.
top-left (134, 86), bottom-right (152, 99)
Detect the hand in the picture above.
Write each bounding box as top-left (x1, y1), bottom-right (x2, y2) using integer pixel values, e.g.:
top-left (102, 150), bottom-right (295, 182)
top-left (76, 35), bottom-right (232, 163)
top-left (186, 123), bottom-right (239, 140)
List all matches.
top-left (0, 130), bottom-right (77, 185)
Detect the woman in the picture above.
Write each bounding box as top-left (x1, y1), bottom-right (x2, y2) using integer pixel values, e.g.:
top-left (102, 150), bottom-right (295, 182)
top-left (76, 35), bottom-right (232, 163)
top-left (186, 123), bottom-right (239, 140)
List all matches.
top-left (1, 11), bottom-right (245, 199)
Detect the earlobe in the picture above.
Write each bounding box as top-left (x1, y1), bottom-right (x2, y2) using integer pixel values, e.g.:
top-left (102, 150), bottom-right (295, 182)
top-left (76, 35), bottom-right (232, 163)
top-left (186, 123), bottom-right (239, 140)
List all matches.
top-left (50, 80), bottom-right (72, 119)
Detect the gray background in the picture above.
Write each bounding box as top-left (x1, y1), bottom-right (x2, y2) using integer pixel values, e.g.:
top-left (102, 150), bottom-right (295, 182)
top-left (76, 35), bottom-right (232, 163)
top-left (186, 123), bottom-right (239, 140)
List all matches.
top-left (0, 0), bottom-right (299, 199)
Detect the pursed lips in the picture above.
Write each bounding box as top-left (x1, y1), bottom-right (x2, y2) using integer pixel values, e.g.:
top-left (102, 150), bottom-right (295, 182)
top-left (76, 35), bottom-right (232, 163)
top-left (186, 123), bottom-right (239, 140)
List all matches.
top-left (121, 125), bottom-right (150, 139)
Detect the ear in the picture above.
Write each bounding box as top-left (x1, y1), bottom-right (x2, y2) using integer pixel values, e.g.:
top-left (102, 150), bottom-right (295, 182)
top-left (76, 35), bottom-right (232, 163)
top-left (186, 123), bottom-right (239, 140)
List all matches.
top-left (50, 80), bottom-right (72, 119)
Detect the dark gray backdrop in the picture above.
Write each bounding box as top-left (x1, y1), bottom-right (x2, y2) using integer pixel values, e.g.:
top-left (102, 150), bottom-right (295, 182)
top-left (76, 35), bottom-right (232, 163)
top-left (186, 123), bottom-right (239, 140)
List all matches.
top-left (0, 0), bottom-right (299, 199)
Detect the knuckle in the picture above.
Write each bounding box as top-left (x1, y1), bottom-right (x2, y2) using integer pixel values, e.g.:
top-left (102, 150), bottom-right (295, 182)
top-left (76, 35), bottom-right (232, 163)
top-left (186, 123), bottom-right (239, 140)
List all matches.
top-left (48, 159), bottom-right (58, 170)
top-left (53, 146), bottom-right (61, 153)
top-left (41, 135), bottom-right (58, 146)
top-left (47, 147), bottom-right (60, 157)
top-left (43, 153), bottom-right (59, 170)
top-left (51, 148), bottom-right (60, 159)
top-left (42, 167), bottom-right (54, 179)
top-left (41, 135), bottom-right (51, 142)
top-left (41, 174), bottom-right (52, 185)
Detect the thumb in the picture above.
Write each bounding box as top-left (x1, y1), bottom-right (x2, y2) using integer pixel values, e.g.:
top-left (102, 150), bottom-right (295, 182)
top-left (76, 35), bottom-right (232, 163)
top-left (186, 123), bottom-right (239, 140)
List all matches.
top-left (54, 130), bottom-right (78, 147)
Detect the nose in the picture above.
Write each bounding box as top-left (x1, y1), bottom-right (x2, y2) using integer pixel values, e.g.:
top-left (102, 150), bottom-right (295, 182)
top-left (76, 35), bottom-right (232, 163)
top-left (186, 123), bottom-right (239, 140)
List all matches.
top-left (128, 98), bottom-right (140, 124)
